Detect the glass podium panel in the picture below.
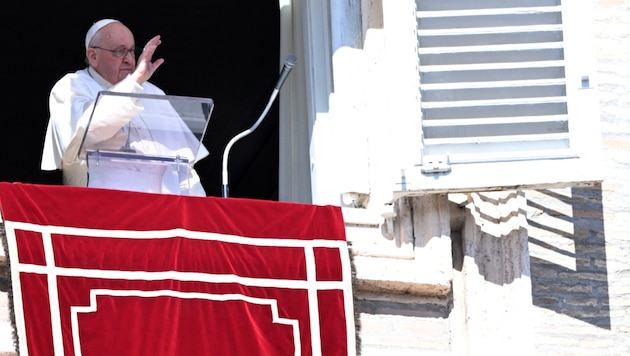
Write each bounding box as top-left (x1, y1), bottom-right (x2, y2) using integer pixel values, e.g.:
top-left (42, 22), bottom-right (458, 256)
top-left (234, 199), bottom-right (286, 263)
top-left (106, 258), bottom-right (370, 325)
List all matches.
top-left (78, 91), bottom-right (214, 195)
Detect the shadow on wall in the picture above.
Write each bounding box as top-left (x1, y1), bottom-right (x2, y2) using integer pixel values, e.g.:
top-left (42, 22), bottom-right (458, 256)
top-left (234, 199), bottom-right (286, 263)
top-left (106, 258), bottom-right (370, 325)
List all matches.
top-left (527, 184), bottom-right (609, 329)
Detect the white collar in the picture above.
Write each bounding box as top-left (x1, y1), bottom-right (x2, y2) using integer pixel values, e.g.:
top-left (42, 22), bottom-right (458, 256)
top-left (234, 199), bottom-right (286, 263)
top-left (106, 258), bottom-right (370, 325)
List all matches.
top-left (87, 66), bottom-right (113, 88)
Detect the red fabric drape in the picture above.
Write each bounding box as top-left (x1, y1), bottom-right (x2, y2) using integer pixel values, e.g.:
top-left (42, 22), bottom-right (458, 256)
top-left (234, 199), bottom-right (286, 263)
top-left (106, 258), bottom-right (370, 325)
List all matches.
top-left (0, 183), bottom-right (355, 356)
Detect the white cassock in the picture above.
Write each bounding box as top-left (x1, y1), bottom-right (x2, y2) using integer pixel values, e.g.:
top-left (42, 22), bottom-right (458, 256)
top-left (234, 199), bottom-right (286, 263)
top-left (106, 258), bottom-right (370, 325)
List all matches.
top-left (41, 67), bottom-right (209, 196)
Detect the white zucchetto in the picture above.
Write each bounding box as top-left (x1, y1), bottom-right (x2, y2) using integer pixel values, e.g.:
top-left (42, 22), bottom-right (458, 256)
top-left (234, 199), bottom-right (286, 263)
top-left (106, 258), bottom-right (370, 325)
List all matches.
top-left (85, 19), bottom-right (120, 50)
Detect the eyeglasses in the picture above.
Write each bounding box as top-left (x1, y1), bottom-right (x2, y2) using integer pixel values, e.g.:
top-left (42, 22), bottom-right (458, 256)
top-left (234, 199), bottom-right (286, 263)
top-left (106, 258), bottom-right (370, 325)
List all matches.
top-left (91, 46), bottom-right (136, 59)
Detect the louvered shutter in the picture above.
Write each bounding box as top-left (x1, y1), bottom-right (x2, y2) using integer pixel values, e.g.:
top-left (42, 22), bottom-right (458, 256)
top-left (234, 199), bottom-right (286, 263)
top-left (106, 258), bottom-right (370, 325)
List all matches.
top-left (398, 0), bottom-right (602, 195)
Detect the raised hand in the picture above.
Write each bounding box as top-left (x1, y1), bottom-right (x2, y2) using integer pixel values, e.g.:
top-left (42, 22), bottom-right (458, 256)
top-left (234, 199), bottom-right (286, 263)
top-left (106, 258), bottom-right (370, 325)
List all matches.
top-left (133, 35), bottom-right (165, 84)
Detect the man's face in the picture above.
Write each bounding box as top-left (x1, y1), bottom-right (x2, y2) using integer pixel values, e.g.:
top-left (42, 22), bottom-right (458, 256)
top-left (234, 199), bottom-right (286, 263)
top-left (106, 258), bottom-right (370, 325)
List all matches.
top-left (86, 23), bottom-right (136, 85)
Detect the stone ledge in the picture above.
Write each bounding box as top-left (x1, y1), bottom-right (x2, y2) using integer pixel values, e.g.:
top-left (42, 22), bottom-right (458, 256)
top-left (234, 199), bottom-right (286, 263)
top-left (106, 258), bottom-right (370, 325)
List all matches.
top-left (352, 255), bottom-right (452, 297)
top-left (344, 206), bottom-right (453, 297)
top-left (346, 225), bottom-right (414, 260)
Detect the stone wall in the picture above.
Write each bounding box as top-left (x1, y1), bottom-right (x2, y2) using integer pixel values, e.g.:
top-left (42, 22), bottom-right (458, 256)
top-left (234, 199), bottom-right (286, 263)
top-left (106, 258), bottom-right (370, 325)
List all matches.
top-left (523, 0), bottom-right (630, 353)
top-left (353, 0), bottom-right (630, 354)
top-left (353, 173), bottom-right (627, 355)
top-left (0, 222), bottom-right (17, 355)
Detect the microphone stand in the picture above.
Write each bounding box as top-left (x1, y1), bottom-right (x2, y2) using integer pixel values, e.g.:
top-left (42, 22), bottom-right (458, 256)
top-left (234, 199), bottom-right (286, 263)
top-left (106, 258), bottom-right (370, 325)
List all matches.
top-left (221, 54), bottom-right (297, 198)
top-left (120, 122), bottom-right (136, 153)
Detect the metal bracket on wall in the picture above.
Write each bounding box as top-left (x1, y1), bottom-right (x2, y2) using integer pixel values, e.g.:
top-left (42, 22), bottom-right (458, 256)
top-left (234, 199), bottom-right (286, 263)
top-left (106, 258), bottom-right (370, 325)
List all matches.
top-left (420, 155), bottom-right (451, 174)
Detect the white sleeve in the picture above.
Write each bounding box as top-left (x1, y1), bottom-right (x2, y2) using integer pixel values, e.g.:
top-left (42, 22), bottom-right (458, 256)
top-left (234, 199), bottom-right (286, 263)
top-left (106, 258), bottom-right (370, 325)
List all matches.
top-left (44, 72), bottom-right (145, 168)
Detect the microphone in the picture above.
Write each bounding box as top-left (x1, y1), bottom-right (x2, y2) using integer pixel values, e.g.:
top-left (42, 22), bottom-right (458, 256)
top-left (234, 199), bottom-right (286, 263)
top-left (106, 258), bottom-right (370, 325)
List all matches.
top-left (275, 54), bottom-right (298, 91)
top-left (221, 54), bottom-right (298, 198)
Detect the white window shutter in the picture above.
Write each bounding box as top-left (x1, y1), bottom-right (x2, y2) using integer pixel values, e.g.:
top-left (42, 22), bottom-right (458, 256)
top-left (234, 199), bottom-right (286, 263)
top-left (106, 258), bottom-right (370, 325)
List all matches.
top-left (397, 0), bottom-right (602, 197)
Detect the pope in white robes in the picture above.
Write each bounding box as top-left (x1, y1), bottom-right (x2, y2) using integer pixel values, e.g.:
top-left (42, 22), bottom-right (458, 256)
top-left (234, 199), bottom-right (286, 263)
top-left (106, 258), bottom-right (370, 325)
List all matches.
top-left (41, 19), bottom-right (209, 196)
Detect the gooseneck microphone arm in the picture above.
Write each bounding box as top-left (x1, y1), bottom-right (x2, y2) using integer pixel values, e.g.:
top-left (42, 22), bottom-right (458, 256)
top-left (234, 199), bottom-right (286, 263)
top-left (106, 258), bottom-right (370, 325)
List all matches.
top-left (221, 54), bottom-right (297, 198)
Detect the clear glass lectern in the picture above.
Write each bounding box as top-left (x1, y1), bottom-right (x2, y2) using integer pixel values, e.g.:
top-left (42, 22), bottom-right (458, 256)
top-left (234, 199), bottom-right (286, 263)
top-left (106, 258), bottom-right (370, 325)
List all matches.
top-left (77, 91), bottom-right (214, 195)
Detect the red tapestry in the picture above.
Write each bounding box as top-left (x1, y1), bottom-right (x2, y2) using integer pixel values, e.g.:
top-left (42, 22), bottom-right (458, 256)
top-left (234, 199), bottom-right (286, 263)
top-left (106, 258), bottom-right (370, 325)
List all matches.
top-left (0, 182), bottom-right (356, 356)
